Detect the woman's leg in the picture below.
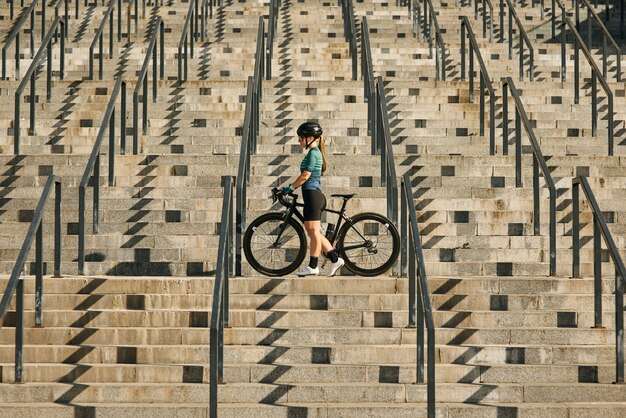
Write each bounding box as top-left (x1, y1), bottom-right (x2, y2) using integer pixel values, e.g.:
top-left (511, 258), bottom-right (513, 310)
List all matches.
top-left (304, 220), bottom-right (322, 256)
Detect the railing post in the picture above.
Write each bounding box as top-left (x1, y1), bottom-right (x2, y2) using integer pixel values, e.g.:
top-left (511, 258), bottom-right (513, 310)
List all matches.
top-left (153, 46), bottom-right (158, 103)
top-left (617, 272), bottom-right (624, 383)
top-left (60, 22), bottom-right (65, 80)
top-left (35, 223), bottom-right (43, 327)
top-left (109, 108), bottom-right (115, 186)
top-left (133, 90), bottom-right (139, 154)
top-left (561, 21), bottom-right (566, 81)
top-left (109, 8), bottom-right (114, 60)
top-left (593, 215), bottom-right (603, 328)
top-left (30, 73), bottom-right (36, 135)
top-left (572, 180), bottom-right (580, 278)
top-left (479, 74), bottom-right (485, 137)
top-left (441, 43), bottom-right (446, 81)
top-left (89, 45), bottom-right (94, 80)
top-left (591, 72), bottom-right (597, 136)
top-left (519, 35), bottom-right (524, 81)
top-left (120, 82), bottom-right (127, 155)
top-left (549, 187), bottom-right (556, 276)
top-left (608, 94), bottom-right (613, 156)
top-left (529, 49), bottom-right (534, 82)
top-left (54, 181), bottom-right (62, 278)
top-left (401, 179), bottom-right (408, 280)
top-left (533, 157), bottom-right (539, 235)
top-left (416, 263), bottom-right (425, 383)
top-left (143, 76), bottom-right (148, 134)
top-left (47, 40), bottom-right (53, 102)
top-left (515, 109), bottom-right (521, 187)
top-left (574, 40), bottom-right (579, 104)
top-left (78, 186), bottom-right (85, 275)
top-left (41, 0), bottom-right (45, 42)
top-left (551, 0), bottom-right (555, 37)
top-left (435, 42), bottom-right (440, 81)
top-left (15, 271), bottom-right (24, 383)
top-left (408, 212), bottom-right (417, 329)
top-left (489, 93), bottom-right (495, 156)
top-left (461, 21), bottom-right (466, 80)
top-left (502, 80), bottom-right (508, 155)
top-left (14, 89), bottom-right (20, 155)
top-left (469, 45), bottom-right (474, 103)
top-left (94, 155), bottom-right (100, 234)
top-left (98, 33), bottom-right (104, 80)
top-left (160, 22), bottom-right (165, 80)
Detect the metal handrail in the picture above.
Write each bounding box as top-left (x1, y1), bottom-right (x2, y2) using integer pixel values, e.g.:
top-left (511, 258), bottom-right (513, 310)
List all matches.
top-left (361, 17), bottom-right (377, 153)
top-left (0, 175), bottom-right (62, 383)
top-left (89, 0), bottom-right (123, 80)
top-left (177, 0), bottom-right (202, 81)
top-left (400, 172), bottom-right (435, 418)
top-left (234, 17), bottom-right (265, 276)
top-left (502, 77), bottom-right (556, 276)
top-left (253, 16), bottom-right (265, 106)
top-left (572, 176), bottom-right (625, 383)
top-left (500, 0), bottom-right (535, 81)
top-left (78, 77), bottom-right (127, 275)
top-left (209, 0), bottom-right (222, 19)
top-left (52, 0), bottom-right (69, 38)
top-left (460, 16), bottom-right (496, 154)
top-left (200, 0), bottom-right (211, 40)
top-left (132, 16), bottom-right (164, 155)
top-left (13, 17), bottom-right (65, 155)
top-left (210, 175), bottom-right (234, 418)
top-left (414, 0), bottom-right (447, 80)
top-left (2, 0), bottom-right (41, 80)
top-left (178, 0), bottom-right (212, 81)
top-left (266, 0), bottom-right (280, 80)
top-left (552, 0), bottom-right (566, 43)
top-left (561, 17), bottom-right (614, 155)
top-left (576, 0), bottom-right (621, 82)
top-left (475, 0), bottom-right (494, 42)
top-left (341, 0), bottom-right (358, 80)
top-left (375, 76), bottom-right (399, 256)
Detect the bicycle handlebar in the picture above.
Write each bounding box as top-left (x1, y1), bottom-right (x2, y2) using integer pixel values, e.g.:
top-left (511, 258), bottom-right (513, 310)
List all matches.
top-left (271, 187), bottom-right (295, 207)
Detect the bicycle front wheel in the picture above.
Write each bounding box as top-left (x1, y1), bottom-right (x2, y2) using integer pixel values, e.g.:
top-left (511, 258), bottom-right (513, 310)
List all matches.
top-left (336, 212), bottom-right (400, 277)
top-left (243, 212), bottom-right (307, 277)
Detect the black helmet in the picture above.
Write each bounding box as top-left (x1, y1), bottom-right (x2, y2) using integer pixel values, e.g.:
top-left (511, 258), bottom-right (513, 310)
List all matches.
top-left (297, 121), bottom-right (323, 139)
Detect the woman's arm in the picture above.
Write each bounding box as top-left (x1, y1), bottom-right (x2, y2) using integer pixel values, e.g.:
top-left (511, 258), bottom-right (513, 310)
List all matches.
top-left (291, 171), bottom-right (311, 189)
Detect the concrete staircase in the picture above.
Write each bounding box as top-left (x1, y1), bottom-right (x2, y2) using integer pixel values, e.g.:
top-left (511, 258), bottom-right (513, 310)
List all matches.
top-left (0, 0), bottom-right (625, 416)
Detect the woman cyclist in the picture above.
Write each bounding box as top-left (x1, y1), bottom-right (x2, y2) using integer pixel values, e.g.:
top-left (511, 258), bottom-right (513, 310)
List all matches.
top-left (277, 121), bottom-right (344, 277)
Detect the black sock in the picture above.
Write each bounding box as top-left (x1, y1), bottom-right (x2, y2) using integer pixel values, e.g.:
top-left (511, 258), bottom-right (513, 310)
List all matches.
top-left (309, 256), bottom-right (318, 269)
top-left (326, 250), bottom-right (339, 263)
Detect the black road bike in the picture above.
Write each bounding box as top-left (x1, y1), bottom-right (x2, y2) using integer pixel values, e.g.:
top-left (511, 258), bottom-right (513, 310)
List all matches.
top-left (243, 188), bottom-right (400, 277)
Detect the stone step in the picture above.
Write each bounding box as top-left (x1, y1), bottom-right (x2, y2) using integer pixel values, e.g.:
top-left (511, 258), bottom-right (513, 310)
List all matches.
top-left (1, 401), bottom-right (625, 418)
top-left (1, 307), bottom-right (616, 329)
top-left (0, 275), bottom-right (619, 296)
top-left (0, 325), bottom-right (618, 346)
top-left (0, 381), bottom-right (621, 405)
top-left (0, 361), bottom-right (618, 385)
top-left (0, 342), bottom-right (616, 366)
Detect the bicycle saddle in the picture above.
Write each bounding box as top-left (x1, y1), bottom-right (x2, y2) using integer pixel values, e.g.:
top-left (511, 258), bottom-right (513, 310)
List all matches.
top-left (331, 193), bottom-right (356, 200)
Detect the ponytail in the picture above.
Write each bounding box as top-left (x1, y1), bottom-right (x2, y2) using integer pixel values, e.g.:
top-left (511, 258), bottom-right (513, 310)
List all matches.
top-left (318, 137), bottom-right (328, 173)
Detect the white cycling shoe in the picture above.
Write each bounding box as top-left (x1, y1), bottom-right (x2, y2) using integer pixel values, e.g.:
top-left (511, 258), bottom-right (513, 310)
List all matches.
top-left (295, 266), bottom-right (319, 277)
top-left (327, 258), bottom-right (345, 277)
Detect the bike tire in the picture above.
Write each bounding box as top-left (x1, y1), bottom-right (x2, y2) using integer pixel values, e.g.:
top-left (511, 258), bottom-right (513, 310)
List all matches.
top-left (336, 212), bottom-right (400, 277)
top-left (243, 212), bottom-right (307, 277)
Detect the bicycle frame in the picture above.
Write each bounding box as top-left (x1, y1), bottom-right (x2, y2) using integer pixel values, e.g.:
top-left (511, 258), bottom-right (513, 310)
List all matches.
top-left (272, 189), bottom-right (372, 253)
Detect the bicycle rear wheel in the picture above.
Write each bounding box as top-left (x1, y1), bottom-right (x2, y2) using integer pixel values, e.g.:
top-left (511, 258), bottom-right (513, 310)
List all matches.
top-left (336, 212), bottom-right (400, 277)
top-left (243, 212), bottom-right (307, 277)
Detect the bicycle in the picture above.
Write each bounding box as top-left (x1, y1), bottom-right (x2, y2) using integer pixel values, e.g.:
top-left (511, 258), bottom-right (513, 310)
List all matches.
top-left (243, 188), bottom-right (400, 277)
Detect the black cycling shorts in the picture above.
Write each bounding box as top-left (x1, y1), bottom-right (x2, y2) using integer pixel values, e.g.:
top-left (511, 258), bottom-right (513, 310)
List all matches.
top-left (302, 189), bottom-right (326, 221)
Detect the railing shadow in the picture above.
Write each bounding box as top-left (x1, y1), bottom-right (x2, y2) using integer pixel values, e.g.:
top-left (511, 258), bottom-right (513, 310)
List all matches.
top-left (53, 277), bottom-right (107, 413)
